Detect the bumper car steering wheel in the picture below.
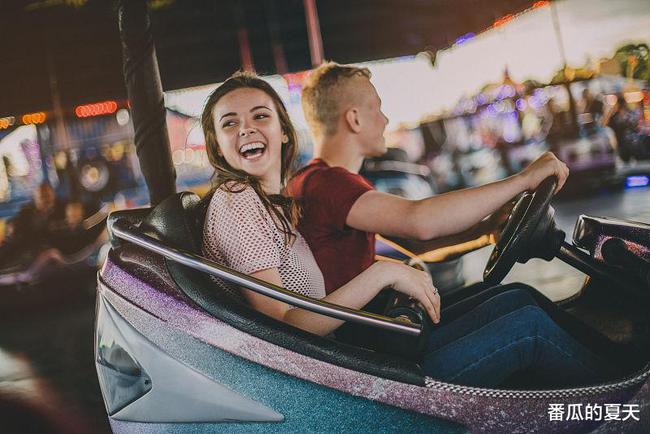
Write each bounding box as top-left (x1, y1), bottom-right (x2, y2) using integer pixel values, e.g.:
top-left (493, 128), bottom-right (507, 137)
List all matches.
top-left (483, 176), bottom-right (558, 284)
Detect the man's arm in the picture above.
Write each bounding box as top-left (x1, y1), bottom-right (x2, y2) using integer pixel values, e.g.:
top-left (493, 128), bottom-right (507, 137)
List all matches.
top-left (347, 152), bottom-right (569, 241)
top-left (381, 203), bottom-right (512, 256)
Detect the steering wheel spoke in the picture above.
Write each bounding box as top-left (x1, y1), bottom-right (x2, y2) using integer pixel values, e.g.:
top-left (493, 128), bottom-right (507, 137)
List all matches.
top-left (483, 176), bottom-right (558, 284)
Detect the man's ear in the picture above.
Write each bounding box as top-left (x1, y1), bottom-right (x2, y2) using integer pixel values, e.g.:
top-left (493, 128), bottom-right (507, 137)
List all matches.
top-left (344, 108), bottom-right (362, 133)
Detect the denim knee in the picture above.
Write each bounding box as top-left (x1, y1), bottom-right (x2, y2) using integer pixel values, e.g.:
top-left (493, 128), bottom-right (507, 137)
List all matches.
top-left (495, 304), bottom-right (561, 348)
top-left (507, 304), bottom-right (550, 330)
top-left (489, 287), bottom-right (539, 312)
top-left (498, 282), bottom-right (537, 293)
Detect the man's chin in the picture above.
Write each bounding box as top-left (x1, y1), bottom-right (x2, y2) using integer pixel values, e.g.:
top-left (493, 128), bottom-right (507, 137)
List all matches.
top-left (372, 147), bottom-right (388, 157)
top-left (361, 143), bottom-right (387, 159)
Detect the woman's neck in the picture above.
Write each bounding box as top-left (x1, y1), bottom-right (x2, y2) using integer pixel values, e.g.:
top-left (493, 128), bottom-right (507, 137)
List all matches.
top-left (260, 174), bottom-right (282, 195)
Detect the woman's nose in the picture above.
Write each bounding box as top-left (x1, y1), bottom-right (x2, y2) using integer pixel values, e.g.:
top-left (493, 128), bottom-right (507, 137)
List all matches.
top-left (239, 127), bottom-right (257, 137)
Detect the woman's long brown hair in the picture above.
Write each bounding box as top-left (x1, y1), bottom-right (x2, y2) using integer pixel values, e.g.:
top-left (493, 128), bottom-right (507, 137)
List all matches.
top-left (200, 71), bottom-right (300, 244)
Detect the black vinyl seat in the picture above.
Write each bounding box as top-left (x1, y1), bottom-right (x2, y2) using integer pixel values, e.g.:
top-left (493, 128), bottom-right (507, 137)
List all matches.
top-left (108, 192), bottom-right (425, 385)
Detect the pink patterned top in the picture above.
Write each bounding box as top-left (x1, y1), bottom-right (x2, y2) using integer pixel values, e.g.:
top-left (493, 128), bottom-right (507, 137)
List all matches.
top-left (202, 185), bottom-right (326, 301)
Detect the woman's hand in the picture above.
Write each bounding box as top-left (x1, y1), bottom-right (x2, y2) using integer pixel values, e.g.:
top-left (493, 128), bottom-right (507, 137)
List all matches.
top-left (518, 151), bottom-right (570, 193)
top-left (379, 262), bottom-right (441, 324)
top-left (244, 261), bottom-right (441, 337)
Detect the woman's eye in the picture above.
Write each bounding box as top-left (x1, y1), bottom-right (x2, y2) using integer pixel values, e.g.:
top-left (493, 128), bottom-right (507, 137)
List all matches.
top-left (222, 120), bottom-right (236, 128)
top-left (254, 113), bottom-right (269, 120)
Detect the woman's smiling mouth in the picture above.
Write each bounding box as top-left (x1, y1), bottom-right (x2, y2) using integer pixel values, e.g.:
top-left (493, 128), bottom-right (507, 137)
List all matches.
top-left (239, 141), bottom-right (266, 160)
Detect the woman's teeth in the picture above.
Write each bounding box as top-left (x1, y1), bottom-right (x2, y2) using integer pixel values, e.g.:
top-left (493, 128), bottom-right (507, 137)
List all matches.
top-left (239, 142), bottom-right (266, 159)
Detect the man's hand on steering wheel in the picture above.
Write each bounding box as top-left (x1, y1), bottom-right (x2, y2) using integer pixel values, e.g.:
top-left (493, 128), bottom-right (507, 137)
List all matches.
top-left (518, 151), bottom-right (570, 193)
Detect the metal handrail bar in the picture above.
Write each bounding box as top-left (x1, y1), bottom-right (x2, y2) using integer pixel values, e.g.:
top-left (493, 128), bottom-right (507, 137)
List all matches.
top-left (111, 219), bottom-right (421, 336)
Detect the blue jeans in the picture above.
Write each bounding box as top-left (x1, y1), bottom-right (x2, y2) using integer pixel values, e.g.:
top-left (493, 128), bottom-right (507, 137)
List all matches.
top-left (421, 288), bottom-right (614, 387)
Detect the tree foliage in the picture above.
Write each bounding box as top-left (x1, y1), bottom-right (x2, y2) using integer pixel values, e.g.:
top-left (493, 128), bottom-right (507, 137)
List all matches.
top-left (614, 43), bottom-right (650, 81)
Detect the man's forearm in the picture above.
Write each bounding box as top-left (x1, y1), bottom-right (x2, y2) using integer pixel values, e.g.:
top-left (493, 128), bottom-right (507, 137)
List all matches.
top-left (383, 221), bottom-right (486, 255)
top-left (410, 174), bottom-right (526, 240)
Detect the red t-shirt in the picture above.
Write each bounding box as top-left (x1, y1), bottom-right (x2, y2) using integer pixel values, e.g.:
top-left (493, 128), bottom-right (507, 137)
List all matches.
top-left (287, 158), bottom-right (375, 294)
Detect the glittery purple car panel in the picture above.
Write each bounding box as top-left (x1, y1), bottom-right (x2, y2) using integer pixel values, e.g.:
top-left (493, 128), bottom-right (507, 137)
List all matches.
top-left (94, 206), bottom-right (650, 433)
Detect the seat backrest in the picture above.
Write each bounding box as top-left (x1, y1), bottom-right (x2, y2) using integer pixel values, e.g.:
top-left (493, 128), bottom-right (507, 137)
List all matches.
top-left (141, 191), bottom-right (203, 254)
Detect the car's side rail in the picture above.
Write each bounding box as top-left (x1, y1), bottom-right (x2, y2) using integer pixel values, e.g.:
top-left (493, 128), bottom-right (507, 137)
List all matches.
top-left (111, 219), bottom-right (422, 336)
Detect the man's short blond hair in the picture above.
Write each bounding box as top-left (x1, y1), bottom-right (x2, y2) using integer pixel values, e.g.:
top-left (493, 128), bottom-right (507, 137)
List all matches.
top-left (301, 62), bottom-right (371, 137)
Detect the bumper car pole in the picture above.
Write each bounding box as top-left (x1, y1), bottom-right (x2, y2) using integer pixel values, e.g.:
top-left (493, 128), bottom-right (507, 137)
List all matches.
top-left (118, 0), bottom-right (176, 206)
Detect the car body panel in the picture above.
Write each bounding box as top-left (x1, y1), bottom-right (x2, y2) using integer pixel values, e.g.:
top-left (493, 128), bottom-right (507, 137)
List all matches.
top-left (98, 248), bottom-right (649, 433)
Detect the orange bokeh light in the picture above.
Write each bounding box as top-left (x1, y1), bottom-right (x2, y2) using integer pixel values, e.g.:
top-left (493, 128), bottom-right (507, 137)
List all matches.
top-left (21, 112), bottom-right (46, 125)
top-left (75, 101), bottom-right (119, 118)
top-left (493, 14), bottom-right (515, 28)
top-left (0, 116), bottom-right (16, 130)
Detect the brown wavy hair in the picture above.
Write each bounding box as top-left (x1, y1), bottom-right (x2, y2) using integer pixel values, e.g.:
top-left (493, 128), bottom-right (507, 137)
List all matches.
top-left (200, 71), bottom-right (300, 245)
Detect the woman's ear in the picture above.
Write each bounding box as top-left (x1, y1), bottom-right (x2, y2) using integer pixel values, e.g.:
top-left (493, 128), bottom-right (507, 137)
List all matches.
top-left (345, 108), bottom-right (362, 133)
top-left (281, 132), bottom-right (289, 144)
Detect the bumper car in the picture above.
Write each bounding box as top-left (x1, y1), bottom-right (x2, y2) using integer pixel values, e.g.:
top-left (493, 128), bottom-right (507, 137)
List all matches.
top-left (0, 207), bottom-right (109, 313)
top-left (454, 148), bottom-right (508, 188)
top-left (552, 122), bottom-right (617, 193)
top-left (95, 177), bottom-right (650, 433)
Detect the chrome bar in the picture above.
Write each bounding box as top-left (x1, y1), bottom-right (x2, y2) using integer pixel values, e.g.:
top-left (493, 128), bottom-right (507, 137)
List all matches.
top-left (83, 204), bottom-right (110, 230)
top-left (111, 219), bottom-right (421, 336)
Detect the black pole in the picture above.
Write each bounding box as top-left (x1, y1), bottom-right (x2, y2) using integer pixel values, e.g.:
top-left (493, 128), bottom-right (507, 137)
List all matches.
top-left (550, 1), bottom-right (579, 137)
top-left (118, 0), bottom-right (175, 206)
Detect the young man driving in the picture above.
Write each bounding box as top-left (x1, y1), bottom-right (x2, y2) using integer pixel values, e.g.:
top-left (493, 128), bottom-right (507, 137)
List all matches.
top-left (288, 62), bottom-right (569, 296)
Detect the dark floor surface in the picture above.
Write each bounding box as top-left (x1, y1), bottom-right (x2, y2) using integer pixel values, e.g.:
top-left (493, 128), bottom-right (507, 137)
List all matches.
top-left (0, 288), bottom-right (111, 434)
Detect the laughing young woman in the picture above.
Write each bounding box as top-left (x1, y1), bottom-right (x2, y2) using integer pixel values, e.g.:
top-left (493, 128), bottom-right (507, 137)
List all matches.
top-left (200, 71), bottom-right (620, 388)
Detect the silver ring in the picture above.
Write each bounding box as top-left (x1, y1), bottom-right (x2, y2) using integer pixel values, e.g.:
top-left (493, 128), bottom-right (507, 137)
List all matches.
top-left (433, 288), bottom-right (438, 295)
